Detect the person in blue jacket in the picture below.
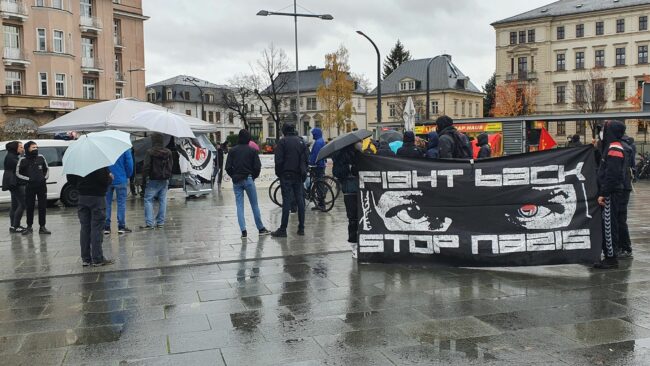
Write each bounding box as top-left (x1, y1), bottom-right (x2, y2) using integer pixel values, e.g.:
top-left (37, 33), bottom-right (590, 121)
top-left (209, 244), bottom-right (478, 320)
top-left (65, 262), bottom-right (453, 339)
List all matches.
top-left (104, 150), bottom-right (134, 235)
top-left (425, 131), bottom-right (439, 159)
top-left (309, 127), bottom-right (326, 211)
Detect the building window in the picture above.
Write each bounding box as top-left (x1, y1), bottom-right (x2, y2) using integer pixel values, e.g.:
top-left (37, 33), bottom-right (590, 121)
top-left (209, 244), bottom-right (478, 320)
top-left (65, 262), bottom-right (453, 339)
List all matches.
top-left (527, 29), bottom-right (535, 43)
top-left (166, 90), bottom-right (172, 100)
top-left (4, 25), bottom-right (20, 51)
top-left (306, 97), bottom-right (317, 111)
top-left (289, 98), bottom-right (297, 112)
top-left (576, 121), bottom-right (586, 136)
top-left (518, 57), bottom-right (527, 78)
top-left (518, 31), bottom-right (526, 44)
top-left (52, 0), bottom-right (63, 9)
top-left (509, 32), bottom-right (516, 45)
top-left (557, 26), bottom-right (565, 40)
top-left (183, 91), bottom-right (190, 100)
top-left (615, 81), bottom-right (626, 101)
top-left (215, 111), bottom-right (221, 121)
top-left (82, 78), bottom-right (96, 99)
top-left (115, 88), bottom-right (123, 99)
top-left (185, 109), bottom-right (191, 116)
top-left (556, 85), bottom-right (566, 104)
top-left (55, 73), bottom-right (65, 96)
top-left (595, 50), bottom-right (605, 67)
top-left (204, 94), bottom-right (214, 103)
top-left (616, 47), bottom-right (626, 66)
top-left (228, 112), bottom-right (234, 124)
top-left (36, 0), bottom-right (44, 6)
top-left (595, 82), bottom-right (606, 103)
top-left (639, 45), bottom-right (648, 64)
top-left (461, 101), bottom-right (466, 116)
top-left (5, 71), bottom-right (21, 95)
top-left (208, 111), bottom-right (214, 123)
top-left (575, 51), bottom-right (585, 69)
top-left (557, 121), bottom-right (566, 136)
top-left (53, 30), bottom-right (64, 53)
top-left (399, 80), bottom-right (415, 91)
top-left (80, 0), bottom-right (92, 18)
top-left (81, 37), bottom-right (94, 63)
top-left (267, 122), bottom-right (275, 138)
top-left (576, 24), bottom-right (584, 38)
top-left (475, 103), bottom-right (480, 117)
top-left (641, 16), bottom-right (648, 31)
top-left (431, 101), bottom-right (439, 115)
top-left (639, 121), bottom-right (648, 133)
top-left (575, 84), bottom-right (586, 103)
top-left (389, 103), bottom-right (396, 117)
top-left (38, 72), bottom-right (48, 96)
top-left (617, 19), bottom-right (625, 33)
top-left (36, 28), bottom-right (46, 51)
top-left (556, 54), bottom-right (566, 71)
top-left (596, 21), bottom-right (604, 35)
top-left (453, 101), bottom-right (458, 115)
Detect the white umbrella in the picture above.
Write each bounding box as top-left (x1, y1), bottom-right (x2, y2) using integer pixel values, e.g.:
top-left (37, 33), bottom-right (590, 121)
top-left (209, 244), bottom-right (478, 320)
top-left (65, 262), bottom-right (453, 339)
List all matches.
top-left (130, 110), bottom-right (196, 138)
top-left (63, 130), bottom-right (132, 177)
top-left (403, 97), bottom-right (417, 132)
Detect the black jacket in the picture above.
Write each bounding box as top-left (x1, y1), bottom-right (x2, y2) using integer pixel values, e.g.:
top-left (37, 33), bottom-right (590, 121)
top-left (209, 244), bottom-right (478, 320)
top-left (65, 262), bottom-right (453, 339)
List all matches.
top-left (16, 153), bottom-right (49, 188)
top-left (438, 126), bottom-right (471, 159)
top-left (477, 133), bottom-right (491, 159)
top-left (67, 168), bottom-right (112, 197)
top-left (396, 132), bottom-right (423, 158)
top-left (275, 132), bottom-right (308, 179)
top-left (225, 131), bottom-right (261, 183)
top-left (598, 121), bottom-right (627, 196)
top-left (142, 134), bottom-right (173, 181)
top-left (2, 151), bottom-right (20, 191)
top-left (376, 141), bottom-right (394, 157)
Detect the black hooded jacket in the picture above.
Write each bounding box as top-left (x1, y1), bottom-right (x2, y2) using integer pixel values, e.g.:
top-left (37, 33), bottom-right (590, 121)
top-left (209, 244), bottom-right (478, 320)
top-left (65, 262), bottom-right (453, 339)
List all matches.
top-left (274, 124), bottom-right (308, 179)
top-left (2, 142), bottom-right (20, 191)
top-left (436, 116), bottom-right (471, 159)
top-left (477, 133), bottom-right (491, 159)
top-left (142, 133), bottom-right (173, 181)
top-left (396, 131), bottom-right (423, 158)
top-left (225, 130), bottom-right (261, 183)
top-left (16, 141), bottom-right (49, 189)
top-left (376, 140), bottom-right (394, 156)
top-left (67, 167), bottom-right (112, 197)
top-left (567, 134), bottom-right (582, 147)
top-left (598, 121), bottom-right (627, 196)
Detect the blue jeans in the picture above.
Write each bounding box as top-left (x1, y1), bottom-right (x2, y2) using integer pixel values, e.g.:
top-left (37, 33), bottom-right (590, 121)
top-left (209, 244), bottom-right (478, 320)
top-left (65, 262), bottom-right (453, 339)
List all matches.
top-left (105, 184), bottom-right (128, 229)
top-left (144, 180), bottom-right (168, 226)
top-left (233, 176), bottom-right (265, 232)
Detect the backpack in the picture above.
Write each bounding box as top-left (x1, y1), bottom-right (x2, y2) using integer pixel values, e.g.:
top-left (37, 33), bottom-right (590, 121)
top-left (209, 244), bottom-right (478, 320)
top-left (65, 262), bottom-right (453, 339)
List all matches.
top-left (449, 131), bottom-right (471, 159)
top-left (150, 153), bottom-right (172, 180)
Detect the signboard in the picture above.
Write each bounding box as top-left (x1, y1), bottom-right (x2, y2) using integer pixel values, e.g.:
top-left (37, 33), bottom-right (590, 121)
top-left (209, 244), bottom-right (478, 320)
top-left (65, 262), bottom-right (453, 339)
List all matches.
top-left (415, 123), bottom-right (503, 135)
top-left (356, 146), bottom-right (601, 266)
top-left (49, 100), bottom-right (75, 110)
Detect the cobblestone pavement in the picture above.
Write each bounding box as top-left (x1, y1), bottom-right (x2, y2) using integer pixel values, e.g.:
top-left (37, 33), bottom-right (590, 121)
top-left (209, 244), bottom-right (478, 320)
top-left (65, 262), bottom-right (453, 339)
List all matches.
top-left (0, 183), bottom-right (649, 365)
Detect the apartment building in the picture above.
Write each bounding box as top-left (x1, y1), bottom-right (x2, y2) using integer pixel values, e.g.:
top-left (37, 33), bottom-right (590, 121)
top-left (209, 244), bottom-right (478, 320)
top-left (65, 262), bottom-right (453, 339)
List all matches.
top-left (493, 0), bottom-right (650, 143)
top-left (0, 0), bottom-right (147, 133)
top-left (365, 55), bottom-right (485, 131)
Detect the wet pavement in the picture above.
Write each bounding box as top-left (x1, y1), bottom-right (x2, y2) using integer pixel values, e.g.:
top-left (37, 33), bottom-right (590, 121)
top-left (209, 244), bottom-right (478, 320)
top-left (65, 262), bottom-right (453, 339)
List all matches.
top-left (0, 183), bottom-right (649, 365)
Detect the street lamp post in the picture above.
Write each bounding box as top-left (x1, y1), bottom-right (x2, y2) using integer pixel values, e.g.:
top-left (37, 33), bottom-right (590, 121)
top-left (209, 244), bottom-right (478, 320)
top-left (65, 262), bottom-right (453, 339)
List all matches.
top-left (184, 77), bottom-right (205, 121)
top-left (356, 31), bottom-right (381, 134)
top-left (127, 65), bottom-right (145, 98)
top-left (425, 57), bottom-right (435, 121)
top-left (257, 2), bottom-right (333, 135)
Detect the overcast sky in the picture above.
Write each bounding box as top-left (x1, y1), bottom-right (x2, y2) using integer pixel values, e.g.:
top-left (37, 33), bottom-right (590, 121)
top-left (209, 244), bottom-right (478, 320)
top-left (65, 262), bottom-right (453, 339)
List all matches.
top-left (142, 0), bottom-right (551, 90)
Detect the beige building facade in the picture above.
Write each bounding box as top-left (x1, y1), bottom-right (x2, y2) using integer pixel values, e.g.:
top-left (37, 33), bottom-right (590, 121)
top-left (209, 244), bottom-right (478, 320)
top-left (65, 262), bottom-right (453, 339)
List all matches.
top-left (493, 0), bottom-right (650, 144)
top-left (0, 0), bottom-right (147, 134)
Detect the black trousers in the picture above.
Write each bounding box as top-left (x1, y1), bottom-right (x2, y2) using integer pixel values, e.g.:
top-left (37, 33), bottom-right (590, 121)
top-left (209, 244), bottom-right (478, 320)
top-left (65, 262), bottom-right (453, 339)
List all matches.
top-left (78, 195), bottom-right (106, 263)
top-left (279, 176), bottom-right (305, 232)
top-left (344, 193), bottom-right (358, 243)
top-left (602, 191), bottom-right (624, 259)
top-left (9, 186), bottom-right (26, 228)
top-left (618, 190), bottom-right (632, 252)
top-left (25, 185), bottom-right (47, 227)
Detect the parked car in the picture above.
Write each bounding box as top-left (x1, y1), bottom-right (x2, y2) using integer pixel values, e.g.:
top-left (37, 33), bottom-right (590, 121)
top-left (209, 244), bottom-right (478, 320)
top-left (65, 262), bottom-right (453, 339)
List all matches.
top-left (263, 138), bottom-right (276, 154)
top-left (0, 139), bottom-right (78, 206)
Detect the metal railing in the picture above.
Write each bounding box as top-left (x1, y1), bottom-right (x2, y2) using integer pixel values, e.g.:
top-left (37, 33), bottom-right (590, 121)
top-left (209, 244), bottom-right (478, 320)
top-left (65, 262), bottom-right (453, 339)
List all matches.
top-left (506, 71), bottom-right (537, 81)
top-left (3, 47), bottom-right (28, 61)
top-left (1, 0), bottom-right (28, 16)
top-left (81, 57), bottom-right (102, 70)
top-left (80, 16), bottom-right (102, 30)
top-left (113, 35), bottom-right (123, 47)
top-left (115, 72), bottom-right (126, 82)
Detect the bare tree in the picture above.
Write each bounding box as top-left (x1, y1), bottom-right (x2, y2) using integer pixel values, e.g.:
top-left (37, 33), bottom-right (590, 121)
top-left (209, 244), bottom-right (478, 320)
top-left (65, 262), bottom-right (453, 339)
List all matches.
top-left (221, 74), bottom-right (256, 130)
top-left (570, 68), bottom-right (610, 138)
top-left (251, 44), bottom-right (291, 139)
top-left (351, 72), bottom-right (372, 92)
top-left (389, 88), bottom-right (425, 124)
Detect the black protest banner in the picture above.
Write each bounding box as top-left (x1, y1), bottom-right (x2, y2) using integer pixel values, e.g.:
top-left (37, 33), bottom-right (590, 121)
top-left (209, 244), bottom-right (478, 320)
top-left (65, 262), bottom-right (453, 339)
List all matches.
top-left (357, 146), bottom-right (602, 266)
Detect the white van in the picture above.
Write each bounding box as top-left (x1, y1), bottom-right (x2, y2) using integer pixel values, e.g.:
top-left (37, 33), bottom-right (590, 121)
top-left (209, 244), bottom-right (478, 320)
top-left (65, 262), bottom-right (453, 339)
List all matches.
top-left (0, 139), bottom-right (78, 206)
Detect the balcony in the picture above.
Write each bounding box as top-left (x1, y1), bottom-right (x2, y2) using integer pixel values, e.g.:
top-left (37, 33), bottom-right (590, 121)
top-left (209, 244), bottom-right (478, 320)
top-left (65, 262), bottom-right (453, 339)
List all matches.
top-left (1, 0), bottom-right (28, 21)
top-left (3, 47), bottom-right (29, 67)
top-left (80, 16), bottom-right (102, 33)
top-left (113, 35), bottom-right (124, 49)
top-left (81, 57), bottom-right (102, 73)
top-left (506, 71), bottom-right (537, 82)
top-left (115, 72), bottom-right (126, 84)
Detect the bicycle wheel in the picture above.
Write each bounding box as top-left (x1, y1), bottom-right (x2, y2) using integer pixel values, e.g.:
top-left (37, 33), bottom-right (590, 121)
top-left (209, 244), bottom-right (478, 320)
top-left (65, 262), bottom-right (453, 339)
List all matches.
top-left (323, 175), bottom-right (341, 200)
top-left (311, 180), bottom-right (336, 212)
top-left (272, 182), bottom-right (283, 207)
top-left (269, 178), bottom-right (281, 207)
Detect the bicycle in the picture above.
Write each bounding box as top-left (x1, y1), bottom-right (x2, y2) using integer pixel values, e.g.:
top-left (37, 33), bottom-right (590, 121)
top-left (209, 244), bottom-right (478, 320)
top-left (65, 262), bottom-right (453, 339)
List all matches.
top-left (268, 167), bottom-right (337, 212)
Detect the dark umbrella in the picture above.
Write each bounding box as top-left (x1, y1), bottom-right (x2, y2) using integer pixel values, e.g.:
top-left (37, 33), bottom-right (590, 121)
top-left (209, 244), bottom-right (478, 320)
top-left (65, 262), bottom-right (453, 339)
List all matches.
top-left (380, 130), bottom-right (402, 143)
top-left (316, 129), bottom-right (373, 161)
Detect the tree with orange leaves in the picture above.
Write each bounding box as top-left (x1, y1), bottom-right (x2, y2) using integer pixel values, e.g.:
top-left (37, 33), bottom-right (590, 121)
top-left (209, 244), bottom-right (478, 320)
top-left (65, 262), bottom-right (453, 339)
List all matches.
top-left (627, 74), bottom-right (650, 136)
top-left (491, 80), bottom-right (539, 117)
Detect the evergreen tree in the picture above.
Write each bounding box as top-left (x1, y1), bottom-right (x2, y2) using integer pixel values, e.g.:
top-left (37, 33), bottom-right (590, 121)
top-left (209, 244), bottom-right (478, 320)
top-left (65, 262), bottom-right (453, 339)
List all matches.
top-left (382, 40), bottom-right (411, 79)
top-left (483, 72), bottom-right (496, 117)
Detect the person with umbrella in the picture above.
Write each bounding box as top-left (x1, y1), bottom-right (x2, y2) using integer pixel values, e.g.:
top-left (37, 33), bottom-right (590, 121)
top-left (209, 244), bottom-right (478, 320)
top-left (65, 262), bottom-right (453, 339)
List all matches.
top-left (141, 133), bottom-right (173, 230)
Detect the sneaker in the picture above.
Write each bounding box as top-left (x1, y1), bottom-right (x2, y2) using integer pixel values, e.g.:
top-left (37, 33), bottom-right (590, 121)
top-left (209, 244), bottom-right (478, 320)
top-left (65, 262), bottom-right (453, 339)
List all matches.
top-left (593, 258), bottom-right (619, 269)
top-left (14, 226), bottom-right (25, 233)
top-left (258, 228), bottom-right (271, 236)
top-left (139, 225), bottom-right (155, 230)
top-left (271, 230), bottom-right (287, 238)
top-left (82, 261), bottom-right (91, 267)
top-left (118, 227), bottom-right (133, 234)
top-left (156, 224), bottom-right (164, 229)
top-left (9, 227), bottom-right (16, 233)
top-left (21, 226), bottom-right (33, 235)
top-left (39, 227), bottom-right (52, 235)
top-left (350, 243), bottom-right (358, 259)
top-left (241, 230), bottom-right (247, 238)
top-left (92, 258), bottom-right (115, 267)
top-left (297, 229), bottom-right (305, 236)
top-left (103, 229), bottom-right (111, 235)
top-left (618, 250), bottom-right (633, 259)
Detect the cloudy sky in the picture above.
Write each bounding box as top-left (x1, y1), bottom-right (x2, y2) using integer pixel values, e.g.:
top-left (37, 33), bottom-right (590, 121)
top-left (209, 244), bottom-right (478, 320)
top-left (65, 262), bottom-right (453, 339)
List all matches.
top-left (142, 0), bottom-right (551, 90)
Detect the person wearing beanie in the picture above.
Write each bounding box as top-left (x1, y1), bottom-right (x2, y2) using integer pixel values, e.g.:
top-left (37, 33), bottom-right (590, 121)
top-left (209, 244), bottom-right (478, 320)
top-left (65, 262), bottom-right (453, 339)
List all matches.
top-left (3, 141), bottom-right (26, 233)
top-left (396, 131), bottom-right (424, 158)
top-left (140, 133), bottom-right (173, 230)
top-left (436, 115), bottom-right (471, 159)
top-left (476, 133), bottom-right (492, 159)
top-left (16, 141), bottom-right (51, 235)
top-left (225, 129), bottom-right (270, 238)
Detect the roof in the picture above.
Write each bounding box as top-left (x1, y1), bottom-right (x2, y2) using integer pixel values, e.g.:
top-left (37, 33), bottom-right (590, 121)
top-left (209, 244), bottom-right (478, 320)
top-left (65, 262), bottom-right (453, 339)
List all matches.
top-left (493, 0), bottom-right (650, 26)
top-left (271, 67), bottom-right (366, 94)
top-left (147, 75), bottom-right (227, 89)
top-left (369, 56), bottom-right (482, 95)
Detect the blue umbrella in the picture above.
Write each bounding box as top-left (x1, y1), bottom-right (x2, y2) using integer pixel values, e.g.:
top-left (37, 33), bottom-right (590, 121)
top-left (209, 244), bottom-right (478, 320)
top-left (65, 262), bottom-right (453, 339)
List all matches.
top-left (389, 141), bottom-right (403, 154)
top-left (63, 130), bottom-right (132, 177)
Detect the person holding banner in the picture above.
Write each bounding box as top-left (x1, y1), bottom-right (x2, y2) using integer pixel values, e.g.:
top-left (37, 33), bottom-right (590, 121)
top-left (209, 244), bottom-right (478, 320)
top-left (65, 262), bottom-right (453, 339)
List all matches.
top-left (332, 144), bottom-right (360, 258)
top-left (477, 133), bottom-right (492, 159)
top-left (594, 120), bottom-right (628, 269)
top-left (617, 135), bottom-right (636, 259)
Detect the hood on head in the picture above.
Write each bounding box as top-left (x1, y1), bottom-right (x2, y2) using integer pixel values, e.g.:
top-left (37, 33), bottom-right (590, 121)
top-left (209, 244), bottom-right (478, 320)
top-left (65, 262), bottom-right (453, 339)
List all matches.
top-left (571, 134), bottom-right (580, 143)
top-left (379, 140), bottom-right (390, 149)
top-left (403, 131), bottom-right (415, 143)
top-left (602, 120), bottom-right (626, 150)
top-left (311, 128), bottom-right (322, 140)
top-left (282, 123), bottom-right (296, 136)
top-left (238, 129), bottom-right (251, 145)
top-left (477, 133), bottom-right (489, 146)
top-left (435, 115), bottom-right (454, 132)
top-left (24, 141), bottom-right (37, 156)
top-left (5, 141), bottom-right (19, 154)
top-left (427, 131), bottom-right (439, 149)
top-left (151, 133), bottom-right (164, 148)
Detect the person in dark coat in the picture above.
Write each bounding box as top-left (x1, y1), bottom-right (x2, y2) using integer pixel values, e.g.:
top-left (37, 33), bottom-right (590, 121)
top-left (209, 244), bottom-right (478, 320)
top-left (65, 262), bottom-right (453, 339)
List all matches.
top-left (3, 141), bottom-right (26, 233)
top-left (225, 129), bottom-right (270, 238)
top-left (16, 141), bottom-right (51, 235)
top-left (141, 133), bottom-right (173, 229)
top-left (332, 144), bottom-right (360, 258)
top-left (617, 135), bottom-right (636, 258)
top-left (567, 134), bottom-right (582, 147)
top-left (67, 167), bottom-right (114, 267)
top-left (477, 133), bottom-right (492, 159)
top-left (308, 128), bottom-right (327, 210)
top-left (215, 141), bottom-right (227, 187)
top-left (594, 120), bottom-right (628, 269)
top-left (436, 116), bottom-right (471, 159)
top-left (425, 131), bottom-right (439, 159)
top-left (396, 131), bottom-right (423, 158)
top-left (376, 140), bottom-right (394, 156)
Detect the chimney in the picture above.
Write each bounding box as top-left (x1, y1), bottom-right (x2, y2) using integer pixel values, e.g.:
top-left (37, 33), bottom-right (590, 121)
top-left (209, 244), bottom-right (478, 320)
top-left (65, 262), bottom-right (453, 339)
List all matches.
top-left (307, 65), bottom-right (317, 70)
top-left (442, 54), bottom-right (452, 62)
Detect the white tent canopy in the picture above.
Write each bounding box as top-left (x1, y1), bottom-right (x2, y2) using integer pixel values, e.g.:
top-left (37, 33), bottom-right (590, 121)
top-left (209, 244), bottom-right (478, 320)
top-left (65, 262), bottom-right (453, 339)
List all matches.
top-left (38, 98), bottom-right (218, 134)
